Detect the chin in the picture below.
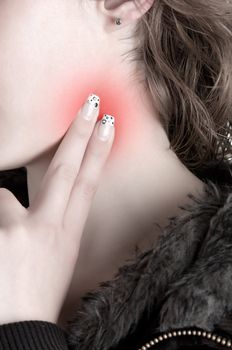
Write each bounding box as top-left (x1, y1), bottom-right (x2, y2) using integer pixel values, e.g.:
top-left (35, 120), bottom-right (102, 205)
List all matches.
top-left (0, 162), bottom-right (26, 172)
top-left (0, 149), bottom-right (30, 172)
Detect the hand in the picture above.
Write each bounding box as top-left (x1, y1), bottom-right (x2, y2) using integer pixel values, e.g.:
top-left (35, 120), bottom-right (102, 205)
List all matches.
top-left (0, 94), bottom-right (115, 325)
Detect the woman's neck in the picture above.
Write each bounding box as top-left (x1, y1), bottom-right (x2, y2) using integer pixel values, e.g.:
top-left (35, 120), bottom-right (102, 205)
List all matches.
top-left (25, 65), bottom-right (169, 205)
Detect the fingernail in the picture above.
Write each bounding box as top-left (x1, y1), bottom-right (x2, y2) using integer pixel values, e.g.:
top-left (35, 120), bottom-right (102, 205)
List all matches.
top-left (81, 93), bottom-right (100, 121)
top-left (97, 114), bottom-right (115, 141)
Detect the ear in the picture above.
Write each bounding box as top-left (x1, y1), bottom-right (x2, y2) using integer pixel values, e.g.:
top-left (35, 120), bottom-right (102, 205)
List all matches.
top-left (104, 0), bottom-right (154, 24)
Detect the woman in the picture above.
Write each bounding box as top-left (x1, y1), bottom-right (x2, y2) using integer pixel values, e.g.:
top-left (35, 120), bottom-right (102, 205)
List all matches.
top-left (0, 0), bottom-right (231, 349)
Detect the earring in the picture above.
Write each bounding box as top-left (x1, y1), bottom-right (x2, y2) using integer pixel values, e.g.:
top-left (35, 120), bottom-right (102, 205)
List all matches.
top-left (115, 17), bottom-right (122, 25)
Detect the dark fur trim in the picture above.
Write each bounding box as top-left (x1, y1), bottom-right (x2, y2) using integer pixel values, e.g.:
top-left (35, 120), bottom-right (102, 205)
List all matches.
top-left (159, 188), bottom-right (232, 332)
top-left (65, 180), bottom-right (232, 350)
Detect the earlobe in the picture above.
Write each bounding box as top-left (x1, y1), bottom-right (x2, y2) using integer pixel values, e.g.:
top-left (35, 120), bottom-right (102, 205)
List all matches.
top-left (105, 0), bottom-right (154, 25)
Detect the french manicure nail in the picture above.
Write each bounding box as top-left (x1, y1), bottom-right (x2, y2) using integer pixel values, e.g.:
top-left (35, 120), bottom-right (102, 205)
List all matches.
top-left (81, 94), bottom-right (100, 121)
top-left (97, 114), bottom-right (115, 141)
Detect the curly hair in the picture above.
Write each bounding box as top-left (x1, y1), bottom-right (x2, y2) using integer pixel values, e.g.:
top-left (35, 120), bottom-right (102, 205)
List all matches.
top-left (124, 0), bottom-right (232, 172)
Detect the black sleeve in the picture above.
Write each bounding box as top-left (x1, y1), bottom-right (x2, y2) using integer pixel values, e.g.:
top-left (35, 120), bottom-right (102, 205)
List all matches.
top-left (0, 320), bottom-right (71, 350)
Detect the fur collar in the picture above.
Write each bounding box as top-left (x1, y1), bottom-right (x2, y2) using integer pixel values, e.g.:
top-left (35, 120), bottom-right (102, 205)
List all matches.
top-left (64, 178), bottom-right (232, 350)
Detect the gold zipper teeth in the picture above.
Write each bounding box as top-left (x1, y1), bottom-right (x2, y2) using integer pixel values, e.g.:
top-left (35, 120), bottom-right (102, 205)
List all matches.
top-left (137, 328), bottom-right (232, 349)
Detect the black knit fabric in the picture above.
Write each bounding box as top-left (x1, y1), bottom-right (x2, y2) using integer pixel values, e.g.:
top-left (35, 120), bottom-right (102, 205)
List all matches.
top-left (0, 321), bottom-right (69, 350)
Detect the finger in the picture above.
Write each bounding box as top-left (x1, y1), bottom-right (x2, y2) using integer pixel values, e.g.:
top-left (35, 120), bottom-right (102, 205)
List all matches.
top-left (63, 114), bottom-right (115, 237)
top-left (29, 94), bottom-right (100, 224)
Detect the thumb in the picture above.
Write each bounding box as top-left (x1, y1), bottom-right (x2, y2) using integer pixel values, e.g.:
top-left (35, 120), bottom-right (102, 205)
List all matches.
top-left (0, 188), bottom-right (26, 227)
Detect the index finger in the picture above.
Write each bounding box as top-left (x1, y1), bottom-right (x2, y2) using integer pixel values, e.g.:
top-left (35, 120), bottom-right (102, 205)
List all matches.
top-left (28, 93), bottom-right (100, 223)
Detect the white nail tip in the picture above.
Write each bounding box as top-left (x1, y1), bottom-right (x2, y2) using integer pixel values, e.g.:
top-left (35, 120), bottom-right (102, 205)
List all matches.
top-left (98, 114), bottom-right (115, 141)
top-left (101, 114), bottom-right (115, 126)
top-left (87, 94), bottom-right (100, 109)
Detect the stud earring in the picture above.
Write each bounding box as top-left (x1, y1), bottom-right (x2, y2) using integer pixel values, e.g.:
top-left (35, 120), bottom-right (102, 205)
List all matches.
top-left (115, 17), bottom-right (122, 25)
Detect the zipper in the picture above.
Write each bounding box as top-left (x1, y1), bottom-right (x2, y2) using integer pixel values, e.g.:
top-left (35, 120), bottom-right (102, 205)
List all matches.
top-left (137, 328), bottom-right (232, 349)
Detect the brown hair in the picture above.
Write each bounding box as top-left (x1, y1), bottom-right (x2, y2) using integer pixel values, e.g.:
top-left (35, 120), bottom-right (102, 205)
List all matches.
top-left (126, 0), bottom-right (232, 172)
